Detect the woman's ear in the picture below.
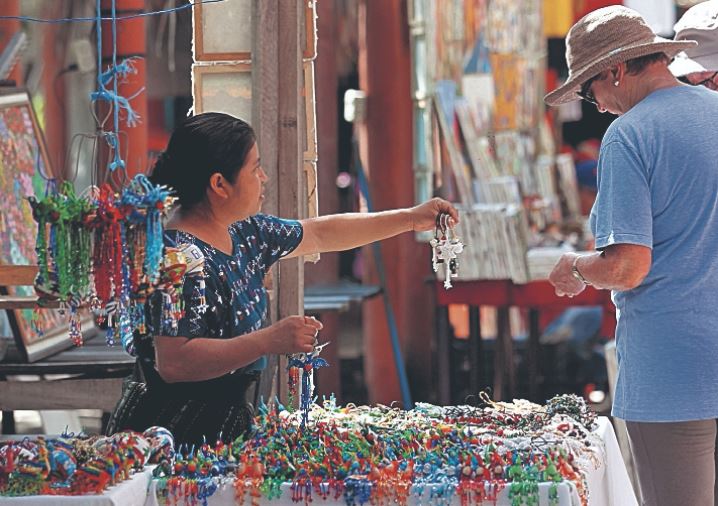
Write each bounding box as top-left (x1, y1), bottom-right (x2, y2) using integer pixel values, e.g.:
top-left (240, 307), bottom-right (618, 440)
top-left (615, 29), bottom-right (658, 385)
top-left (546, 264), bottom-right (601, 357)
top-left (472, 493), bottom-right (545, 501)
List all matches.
top-left (612, 64), bottom-right (625, 82)
top-left (207, 172), bottom-right (231, 199)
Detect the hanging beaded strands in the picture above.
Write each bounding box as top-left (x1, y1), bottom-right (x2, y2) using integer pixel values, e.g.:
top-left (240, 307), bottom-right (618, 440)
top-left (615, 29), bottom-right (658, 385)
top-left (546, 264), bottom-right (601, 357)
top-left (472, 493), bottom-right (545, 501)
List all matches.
top-left (91, 179), bottom-right (175, 353)
top-left (28, 177), bottom-right (95, 345)
top-left (29, 175), bottom-right (175, 350)
top-left (120, 175), bottom-right (171, 344)
top-left (25, 0), bottom-right (185, 351)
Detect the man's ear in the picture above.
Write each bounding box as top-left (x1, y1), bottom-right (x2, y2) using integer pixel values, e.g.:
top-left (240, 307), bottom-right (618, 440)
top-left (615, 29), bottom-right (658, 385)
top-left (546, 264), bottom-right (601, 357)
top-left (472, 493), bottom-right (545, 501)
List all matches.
top-left (208, 172), bottom-right (230, 199)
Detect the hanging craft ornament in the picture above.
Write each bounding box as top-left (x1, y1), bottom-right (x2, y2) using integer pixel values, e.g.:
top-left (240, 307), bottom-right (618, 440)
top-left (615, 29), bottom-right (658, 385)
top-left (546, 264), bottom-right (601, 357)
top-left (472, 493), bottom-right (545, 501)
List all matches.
top-left (118, 174), bottom-right (174, 349)
top-left (430, 213), bottom-right (465, 289)
top-left (287, 339), bottom-right (330, 428)
top-left (28, 183), bottom-right (58, 301)
top-left (157, 247), bottom-right (188, 334)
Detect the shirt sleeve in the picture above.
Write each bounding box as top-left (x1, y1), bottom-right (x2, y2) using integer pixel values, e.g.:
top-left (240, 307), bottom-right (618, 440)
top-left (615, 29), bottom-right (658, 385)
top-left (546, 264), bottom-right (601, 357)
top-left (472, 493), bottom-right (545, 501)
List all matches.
top-left (250, 214), bottom-right (304, 269)
top-left (591, 140), bottom-right (653, 250)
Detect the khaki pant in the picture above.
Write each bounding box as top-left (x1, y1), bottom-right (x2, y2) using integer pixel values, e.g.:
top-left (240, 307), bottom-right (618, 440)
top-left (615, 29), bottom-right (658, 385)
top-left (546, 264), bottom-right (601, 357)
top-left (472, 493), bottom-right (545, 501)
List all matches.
top-left (626, 419), bottom-right (718, 506)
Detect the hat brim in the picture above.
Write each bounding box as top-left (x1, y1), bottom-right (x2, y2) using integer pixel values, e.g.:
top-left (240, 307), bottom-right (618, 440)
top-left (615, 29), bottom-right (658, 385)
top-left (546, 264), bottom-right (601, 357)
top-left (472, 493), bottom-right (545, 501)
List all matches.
top-left (669, 51), bottom-right (718, 77)
top-left (545, 38), bottom-right (697, 107)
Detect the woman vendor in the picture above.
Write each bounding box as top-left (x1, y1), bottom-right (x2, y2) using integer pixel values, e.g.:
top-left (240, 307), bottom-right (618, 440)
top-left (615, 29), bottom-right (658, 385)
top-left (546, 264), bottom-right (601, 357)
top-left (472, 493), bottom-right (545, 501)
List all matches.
top-left (106, 112), bottom-right (458, 446)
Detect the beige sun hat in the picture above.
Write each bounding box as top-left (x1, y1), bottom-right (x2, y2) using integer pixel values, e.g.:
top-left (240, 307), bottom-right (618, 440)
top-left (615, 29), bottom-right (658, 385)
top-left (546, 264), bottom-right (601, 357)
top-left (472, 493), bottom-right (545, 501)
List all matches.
top-left (545, 6), bottom-right (697, 106)
top-left (669, 0), bottom-right (718, 78)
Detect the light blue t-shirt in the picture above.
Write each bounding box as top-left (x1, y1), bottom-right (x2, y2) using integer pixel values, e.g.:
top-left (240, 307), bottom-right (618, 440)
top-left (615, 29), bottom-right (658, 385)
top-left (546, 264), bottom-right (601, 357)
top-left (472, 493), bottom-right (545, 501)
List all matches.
top-left (589, 85), bottom-right (718, 422)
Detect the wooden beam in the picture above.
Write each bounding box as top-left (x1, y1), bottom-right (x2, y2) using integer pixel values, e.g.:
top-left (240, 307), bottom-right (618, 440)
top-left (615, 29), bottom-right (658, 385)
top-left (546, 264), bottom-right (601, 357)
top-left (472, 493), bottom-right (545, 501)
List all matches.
top-left (252, 0), bottom-right (280, 404)
top-left (0, 378), bottom-right (123, 412)
top-left (276, 0), bottom-right (304, 404)
top-left (253, 0), bottom-right (279, 216)
top-left (0, 296), bottom-right (59, 310)
top-left (0, 265), bottom-right (38, 286)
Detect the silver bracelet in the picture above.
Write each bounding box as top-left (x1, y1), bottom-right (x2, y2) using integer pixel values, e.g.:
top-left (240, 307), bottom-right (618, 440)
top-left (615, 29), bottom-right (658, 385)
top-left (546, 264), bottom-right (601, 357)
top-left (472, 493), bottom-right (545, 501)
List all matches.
top-left (571, 255), bottom-right (591, 286)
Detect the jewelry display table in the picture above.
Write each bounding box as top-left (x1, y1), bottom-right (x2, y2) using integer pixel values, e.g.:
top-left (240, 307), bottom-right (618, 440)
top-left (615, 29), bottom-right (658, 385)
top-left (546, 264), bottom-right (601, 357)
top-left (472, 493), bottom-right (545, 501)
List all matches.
top-left (0, 418), bottom-right (636, 506)
top-left (141, 418), bottom-right (636, 506)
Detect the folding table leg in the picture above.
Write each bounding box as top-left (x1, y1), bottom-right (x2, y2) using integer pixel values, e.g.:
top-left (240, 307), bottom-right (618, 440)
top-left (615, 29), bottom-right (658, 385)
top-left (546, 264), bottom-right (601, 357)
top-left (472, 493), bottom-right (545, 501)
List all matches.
top-left (468, 306), bottom-right (482, 396)
top-left (436, 305), bottom-right (451, 405)
top-left (1, 410), bottom-right (15, 434)
top-left (503, 308), bottom-right (516, 399)
top-left (528, 308), bottom-right (541, 401)
top-left (494, 306), bottom-right (511, 400)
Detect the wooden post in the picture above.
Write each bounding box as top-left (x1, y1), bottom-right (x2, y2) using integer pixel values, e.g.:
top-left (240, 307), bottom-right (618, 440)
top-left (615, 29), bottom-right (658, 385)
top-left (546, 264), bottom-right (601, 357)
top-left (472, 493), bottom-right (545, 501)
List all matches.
top-left (252, 0), bottom-right (280, 403)
top-left (359, 0), bottom-right (433, 404)
top-left (308, 0), bottom-right (342, 402)
top-left (0, 0), bottom-right (21, 85)
top-left (275, 0), bottom-right (304, 403)
top-left (251, 0), bottom-right (304, 405)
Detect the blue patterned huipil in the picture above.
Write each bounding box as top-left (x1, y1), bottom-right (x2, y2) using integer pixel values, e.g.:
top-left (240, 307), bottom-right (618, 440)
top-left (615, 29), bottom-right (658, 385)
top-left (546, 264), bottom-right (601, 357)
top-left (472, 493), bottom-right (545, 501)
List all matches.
top-left (111, 214), bottom-right (303, 445)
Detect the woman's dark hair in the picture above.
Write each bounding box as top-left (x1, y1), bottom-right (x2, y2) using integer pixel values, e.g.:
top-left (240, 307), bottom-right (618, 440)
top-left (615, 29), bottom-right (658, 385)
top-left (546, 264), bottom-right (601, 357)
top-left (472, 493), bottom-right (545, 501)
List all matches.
top-left (150, 112), bottom-right (256, 210)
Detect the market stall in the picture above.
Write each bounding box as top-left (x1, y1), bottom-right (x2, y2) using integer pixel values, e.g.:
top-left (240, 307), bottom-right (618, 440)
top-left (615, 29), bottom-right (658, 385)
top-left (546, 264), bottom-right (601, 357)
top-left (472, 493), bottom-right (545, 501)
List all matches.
top-left (0, 3), bottom-right (643, 506)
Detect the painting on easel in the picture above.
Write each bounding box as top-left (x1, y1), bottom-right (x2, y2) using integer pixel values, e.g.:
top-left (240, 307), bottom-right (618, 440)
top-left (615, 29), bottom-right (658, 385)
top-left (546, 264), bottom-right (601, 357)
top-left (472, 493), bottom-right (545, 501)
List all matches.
top-left (0, 90), bottom-right (72, 362)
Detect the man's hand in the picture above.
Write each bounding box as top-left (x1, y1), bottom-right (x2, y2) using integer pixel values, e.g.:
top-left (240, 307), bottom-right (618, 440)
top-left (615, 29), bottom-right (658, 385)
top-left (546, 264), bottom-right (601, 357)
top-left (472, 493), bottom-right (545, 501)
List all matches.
top-left (549, 252), bottom-right (586, 298)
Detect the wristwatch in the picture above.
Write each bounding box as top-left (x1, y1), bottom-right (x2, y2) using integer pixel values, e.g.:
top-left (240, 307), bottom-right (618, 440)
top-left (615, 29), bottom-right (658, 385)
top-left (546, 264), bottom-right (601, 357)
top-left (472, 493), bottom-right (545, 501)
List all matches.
top-left (571, 255), bottom-right (591, 286)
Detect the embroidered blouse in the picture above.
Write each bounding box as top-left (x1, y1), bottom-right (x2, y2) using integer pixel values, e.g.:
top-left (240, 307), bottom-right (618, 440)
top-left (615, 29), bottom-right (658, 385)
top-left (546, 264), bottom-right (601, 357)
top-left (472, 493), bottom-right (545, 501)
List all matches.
top-left (137, 214), bottom-right (303, 391)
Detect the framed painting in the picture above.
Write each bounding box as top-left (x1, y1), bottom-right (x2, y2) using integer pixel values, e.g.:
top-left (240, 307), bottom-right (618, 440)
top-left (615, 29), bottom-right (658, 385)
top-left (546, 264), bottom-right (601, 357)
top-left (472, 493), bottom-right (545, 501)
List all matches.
top-left (303, 0), bottom-right (317, 60)
top-left (0, 89), bottom-right (77, 362)
top-left (193, 0), bottom-right (316, 61)
top-left (193, 0), bottom-right (252, 61)
top-left (192, 63), bottom-right (252, 121)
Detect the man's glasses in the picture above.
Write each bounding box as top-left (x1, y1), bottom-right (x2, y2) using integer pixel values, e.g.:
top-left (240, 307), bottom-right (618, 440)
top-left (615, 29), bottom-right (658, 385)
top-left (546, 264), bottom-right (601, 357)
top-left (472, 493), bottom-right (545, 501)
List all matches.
top-left (679, 71), bottom-right (718, 89)
top-left (696, 71), bottom-right (718, 89)
top-left (577, 74), bottom-right (600, 106)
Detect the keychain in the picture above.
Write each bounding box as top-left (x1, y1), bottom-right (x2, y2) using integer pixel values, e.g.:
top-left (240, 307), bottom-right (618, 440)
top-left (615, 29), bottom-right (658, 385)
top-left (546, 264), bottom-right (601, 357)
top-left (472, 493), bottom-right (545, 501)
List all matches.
top-left (430, 213), bottom-right (464, 289)
top-left (287, 334), bottom-right (329, 428)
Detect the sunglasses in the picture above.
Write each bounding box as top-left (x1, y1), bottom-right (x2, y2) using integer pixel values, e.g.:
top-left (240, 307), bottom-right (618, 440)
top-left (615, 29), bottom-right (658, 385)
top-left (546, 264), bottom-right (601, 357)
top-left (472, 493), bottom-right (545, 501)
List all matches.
top-left (577, 74), bottom-right (601, 106)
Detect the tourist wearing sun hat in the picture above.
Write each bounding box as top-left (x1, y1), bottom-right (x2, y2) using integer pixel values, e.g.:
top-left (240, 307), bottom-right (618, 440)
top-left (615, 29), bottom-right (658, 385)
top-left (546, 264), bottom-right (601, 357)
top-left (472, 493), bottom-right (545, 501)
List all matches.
top-left (546, 6), bottom-right (718, 505)
top-left (670, 0), bottom-right (718, 89)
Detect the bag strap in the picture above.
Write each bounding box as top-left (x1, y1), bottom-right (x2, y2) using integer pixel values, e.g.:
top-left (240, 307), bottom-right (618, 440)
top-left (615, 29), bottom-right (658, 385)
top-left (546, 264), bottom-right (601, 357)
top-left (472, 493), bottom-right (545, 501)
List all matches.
top-left (132, 359), bottom-right (147, 383)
